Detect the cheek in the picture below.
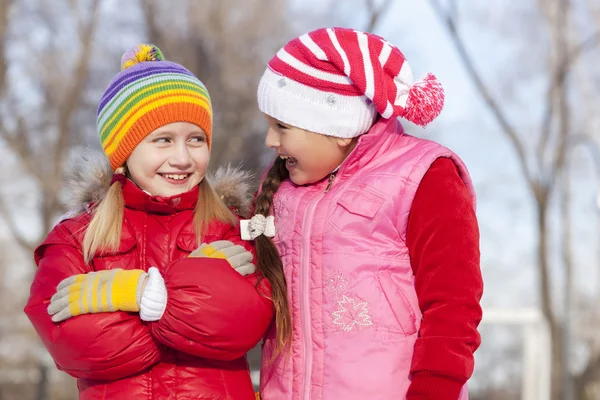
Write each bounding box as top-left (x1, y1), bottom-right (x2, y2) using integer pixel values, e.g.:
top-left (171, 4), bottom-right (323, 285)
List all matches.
top-left (192, 149), bottom-right (210, 171)
top-left (280, 136), bottom-right (298, 153)
top-left (128, 149), bottom-right (165, 175)
top-left (306, 162), bottom-right (330, 181)
top-left (304, 145), bottom-right (340, 176)
top-left (144, 161), bottom-right (167, 177)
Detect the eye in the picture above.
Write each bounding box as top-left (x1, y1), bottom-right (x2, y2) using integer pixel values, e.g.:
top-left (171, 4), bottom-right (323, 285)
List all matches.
top-left (153, 137), bottom-right (171, 144)
top-left (190, 136), bottom-right (206, 142)
top-left (277, 123), bottom-right (288, 130)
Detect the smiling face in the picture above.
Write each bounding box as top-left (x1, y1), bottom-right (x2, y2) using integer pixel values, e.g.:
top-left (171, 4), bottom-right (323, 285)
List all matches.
top-left (264, 115), bottom-right (356, 186)
top-left (125, 122), bottom-right (209, 197)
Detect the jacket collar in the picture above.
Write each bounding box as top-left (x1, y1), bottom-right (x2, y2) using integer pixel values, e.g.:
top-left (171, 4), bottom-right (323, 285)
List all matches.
top-left (121, 178), bottom-right (199, 214)
top-left (338, 118), bottom-right (403, 178)
top-left (62, 150), bottom-right (254, 217)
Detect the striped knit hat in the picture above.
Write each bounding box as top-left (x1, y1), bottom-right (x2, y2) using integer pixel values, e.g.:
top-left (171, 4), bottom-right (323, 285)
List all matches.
top-left (257, 27), bottom-right (444, 138)
top-left (97, 44), bottom-right (212, 170)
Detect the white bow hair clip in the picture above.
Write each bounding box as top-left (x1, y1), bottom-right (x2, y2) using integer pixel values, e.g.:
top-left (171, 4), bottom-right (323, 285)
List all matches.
top-left (240, 214), bottom-right (276, 241)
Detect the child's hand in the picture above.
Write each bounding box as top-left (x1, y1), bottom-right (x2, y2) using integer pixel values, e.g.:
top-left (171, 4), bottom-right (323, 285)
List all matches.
top-left (47, 269), bottom-right (147, 322)
top-left (189, 240), bottom-right (256, 276)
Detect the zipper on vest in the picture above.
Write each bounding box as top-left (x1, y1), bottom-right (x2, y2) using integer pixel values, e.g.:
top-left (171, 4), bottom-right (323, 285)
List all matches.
top-left (299, 191), bottom-right (325, 400)
top-left (324, 170), bottom-right (337, 193)
top-left (298, 167), bottom-right (337, 397)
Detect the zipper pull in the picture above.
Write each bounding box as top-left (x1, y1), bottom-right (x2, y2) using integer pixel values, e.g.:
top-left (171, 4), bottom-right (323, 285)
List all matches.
top-left (324, 171), bottom-right (336, 193)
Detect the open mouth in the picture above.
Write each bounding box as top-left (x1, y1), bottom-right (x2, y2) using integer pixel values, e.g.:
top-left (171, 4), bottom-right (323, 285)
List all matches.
top-left (280, 155), bottom-right (298, 168)
top-left (159, 173), bottom-right (191, 184)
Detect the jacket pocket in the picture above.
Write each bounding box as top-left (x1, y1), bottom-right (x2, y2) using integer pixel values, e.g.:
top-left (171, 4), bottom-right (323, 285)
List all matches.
top-left (329, 187), bottom-right (385, 234)
top-left (376, 270), bottom-right (417, 335)
top-left (91, 236), bottom-right (137, 271)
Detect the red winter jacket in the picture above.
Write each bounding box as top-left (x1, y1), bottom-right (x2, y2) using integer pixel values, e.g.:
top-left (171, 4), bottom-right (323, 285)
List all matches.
top-left (24, 170), bottom-right (273, 400)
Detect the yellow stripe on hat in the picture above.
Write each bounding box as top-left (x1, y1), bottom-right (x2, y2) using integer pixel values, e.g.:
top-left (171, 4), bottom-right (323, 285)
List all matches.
top-left (103, 92), bottom-right (211, 155)
top-left (99, 80), bottom-right (208, 141)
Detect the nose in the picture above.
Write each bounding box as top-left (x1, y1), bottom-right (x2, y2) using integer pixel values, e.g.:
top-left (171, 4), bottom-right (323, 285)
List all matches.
top-left (265, 128), bottom-right (280, 149)
top-left (169, 141), bottom-right (192, 169)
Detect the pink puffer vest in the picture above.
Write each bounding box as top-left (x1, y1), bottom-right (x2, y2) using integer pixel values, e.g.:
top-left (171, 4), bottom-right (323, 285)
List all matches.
top-left (260, 118), bottom-right (475, 400)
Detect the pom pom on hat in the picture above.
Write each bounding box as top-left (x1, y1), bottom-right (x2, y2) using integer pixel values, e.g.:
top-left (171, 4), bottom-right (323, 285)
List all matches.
top-left (120, 44), bottom-right (165, 70)
top-left (257, 27), bottom-right (445, 138)
top-left (402, 73), bottom-right (445, 127)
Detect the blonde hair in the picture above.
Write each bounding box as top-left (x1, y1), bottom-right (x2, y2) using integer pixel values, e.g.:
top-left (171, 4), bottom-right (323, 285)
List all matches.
top-left (82, 172), bottom-right (236, 263)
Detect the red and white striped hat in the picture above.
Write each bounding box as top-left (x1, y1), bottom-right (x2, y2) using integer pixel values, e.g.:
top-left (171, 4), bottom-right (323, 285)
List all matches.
top-left (257, 27), bottom-right (444, 138)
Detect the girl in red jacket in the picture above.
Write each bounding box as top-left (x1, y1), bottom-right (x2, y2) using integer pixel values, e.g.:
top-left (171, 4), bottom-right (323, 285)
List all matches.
top-left (24, 44), bottom-right (275, 399)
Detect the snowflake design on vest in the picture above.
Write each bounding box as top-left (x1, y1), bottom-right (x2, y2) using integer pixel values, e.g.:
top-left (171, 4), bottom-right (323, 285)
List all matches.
top-left (272, 188), bottom-right (294, 239)
top-left (332, 295), bottom-right (373, 332)
top-left (324, 271), bottom-right (349, 298)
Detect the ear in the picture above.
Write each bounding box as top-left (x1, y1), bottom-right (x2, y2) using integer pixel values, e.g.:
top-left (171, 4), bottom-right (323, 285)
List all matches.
top-left (335, 137), bottom-right (354, 147)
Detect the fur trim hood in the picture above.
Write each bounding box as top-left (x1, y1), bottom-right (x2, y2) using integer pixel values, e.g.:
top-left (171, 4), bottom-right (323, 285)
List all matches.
top-left (63, 150), bottom-right (255, 217)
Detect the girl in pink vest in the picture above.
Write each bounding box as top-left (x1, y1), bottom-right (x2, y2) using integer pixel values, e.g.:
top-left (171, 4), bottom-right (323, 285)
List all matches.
top-left (248, 27), bottom-right (483, 400)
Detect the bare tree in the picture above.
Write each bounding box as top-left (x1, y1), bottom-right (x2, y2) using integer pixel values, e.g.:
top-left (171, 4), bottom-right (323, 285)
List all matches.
top-left (427, 0), bottom-right (600, 398)
top-left (0, 1), bottom-right (102, 398)
top-left (0, 0), bottom-right (102, 255)
top-left (363, 0), bottom-right (395, 31)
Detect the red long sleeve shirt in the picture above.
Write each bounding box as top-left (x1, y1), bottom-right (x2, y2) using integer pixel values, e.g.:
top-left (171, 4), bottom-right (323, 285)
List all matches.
top-left (405, 157), bottom-right (483, 399)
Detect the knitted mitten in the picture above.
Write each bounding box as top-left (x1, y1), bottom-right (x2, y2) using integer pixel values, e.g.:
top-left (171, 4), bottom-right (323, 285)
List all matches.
top-left (48, 269), bottom-right (147, 322)
top-left (189, 240), bottom-right (256, 276)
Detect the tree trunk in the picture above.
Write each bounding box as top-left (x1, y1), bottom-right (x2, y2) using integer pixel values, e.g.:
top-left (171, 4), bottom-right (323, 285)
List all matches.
top-left (35, 362), bottom-right (48, 400)
top-left (549, 323), bottom-right (566, 400)
top-left (537, 195), bottom-right (566, 400)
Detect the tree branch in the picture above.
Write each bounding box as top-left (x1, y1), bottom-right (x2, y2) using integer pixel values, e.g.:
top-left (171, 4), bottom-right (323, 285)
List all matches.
top-left (537, 30), bottom-right (600, 179)
top-left (448, 0), bottom-right (458, 21)
top-left (547, 0), bottom-right (571, 193)
top-left (427, 0), bottom-right (539, 199)
top-left (537, 83), bottom-right (558, 177)
top-left (537, 2), bottom-right (600, 200)
top-left (0, 195), bottom-right (35, 254)
top-left (0, 118), bottom-right (54, 194)
top-left (0, 0), bottom-right (13, 94)
top-left (364, 0), bottom-right (394, 32)
top-left (142, 0), bottom-right (165, 49)
top-left (569, 30), bottom-right (600, 65)
top-left (53, 0), bottom-right (101, 194)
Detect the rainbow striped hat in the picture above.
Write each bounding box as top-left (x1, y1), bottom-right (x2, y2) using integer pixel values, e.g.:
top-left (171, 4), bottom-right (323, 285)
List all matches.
top-left (97, 44), bottom-right (212, 170)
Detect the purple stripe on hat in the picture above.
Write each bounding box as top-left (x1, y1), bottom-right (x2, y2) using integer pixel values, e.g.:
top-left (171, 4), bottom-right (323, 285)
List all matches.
top-left (98, 62), bottom-right (195, 111)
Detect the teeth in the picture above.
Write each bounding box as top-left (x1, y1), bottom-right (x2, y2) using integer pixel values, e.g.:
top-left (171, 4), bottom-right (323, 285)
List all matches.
top-left (163, 174), bottom-right (188, 180)
top-left (279, 155), bottom-right (289, 160)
